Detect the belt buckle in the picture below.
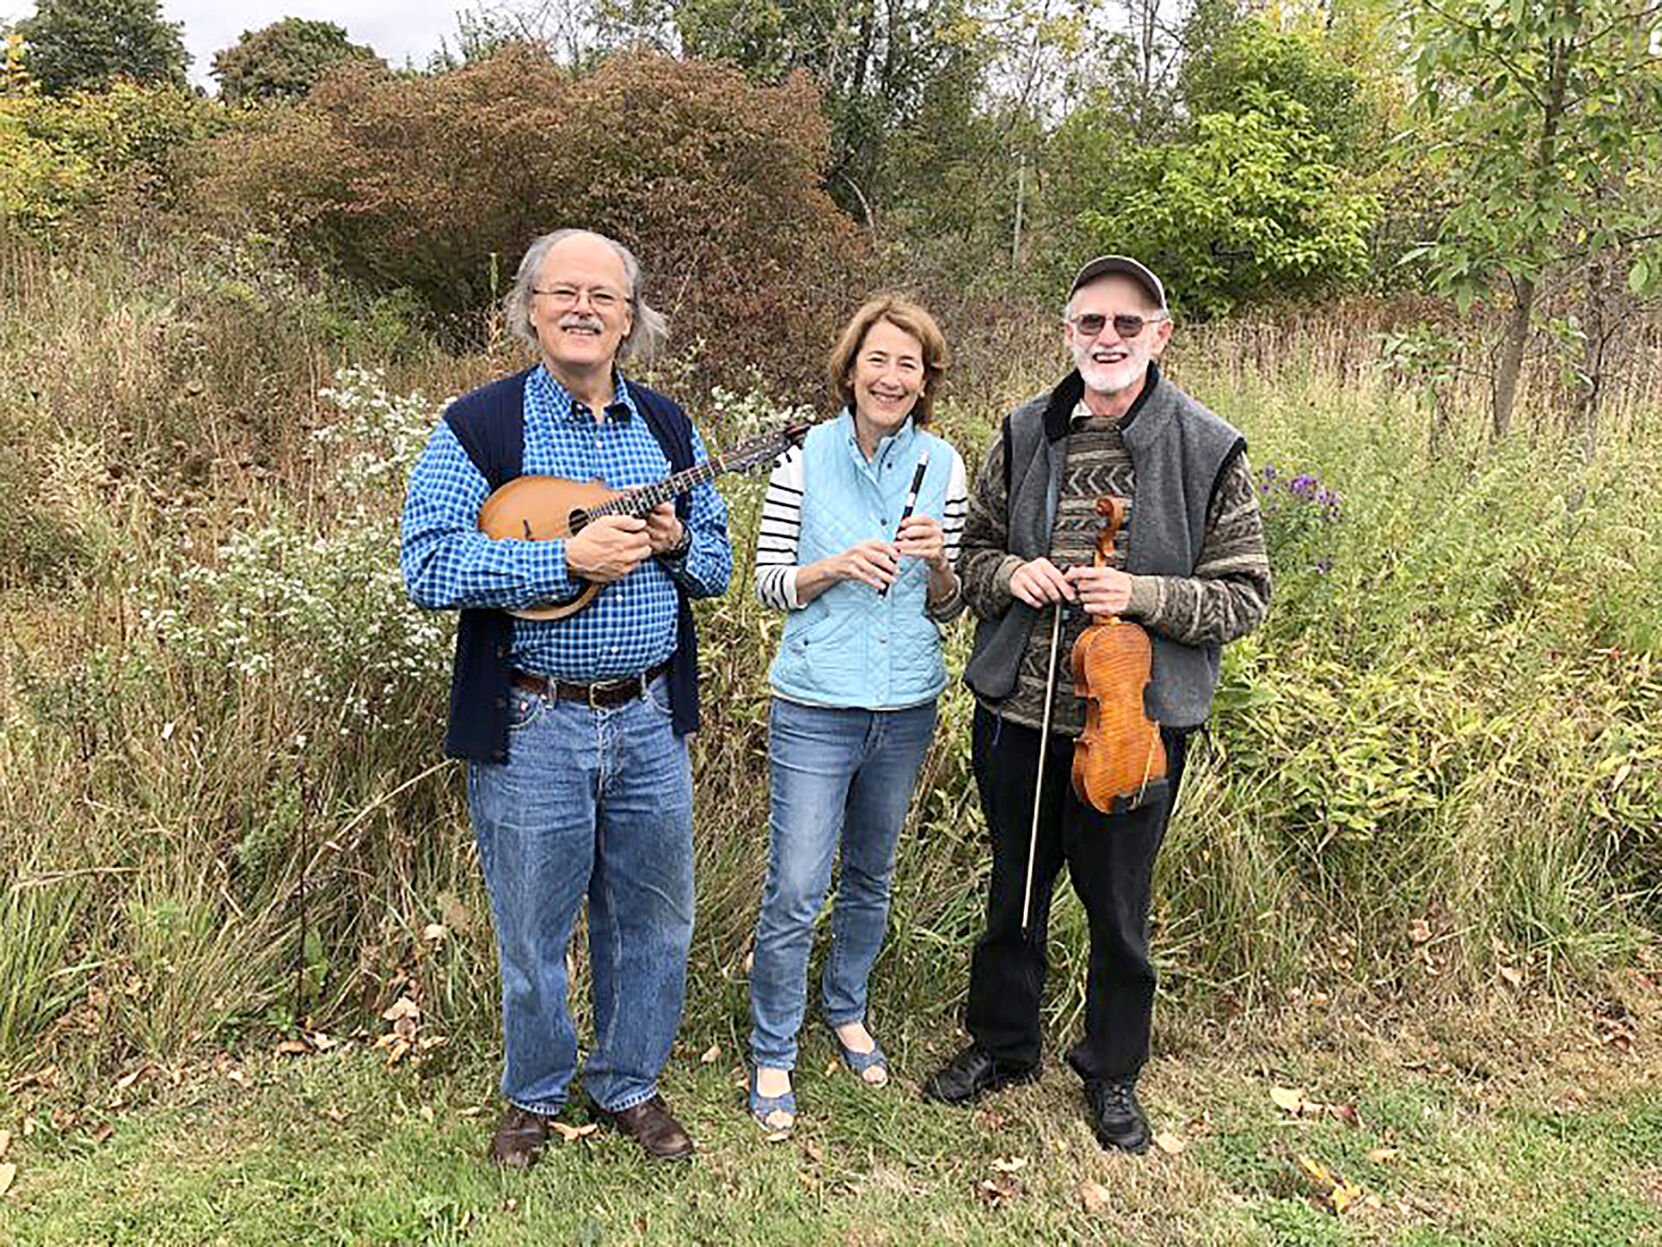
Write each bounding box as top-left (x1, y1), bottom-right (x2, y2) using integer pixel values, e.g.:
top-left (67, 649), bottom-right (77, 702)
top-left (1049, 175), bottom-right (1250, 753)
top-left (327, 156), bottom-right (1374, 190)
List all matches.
top-left (588, 674), bottom-right (632, 708)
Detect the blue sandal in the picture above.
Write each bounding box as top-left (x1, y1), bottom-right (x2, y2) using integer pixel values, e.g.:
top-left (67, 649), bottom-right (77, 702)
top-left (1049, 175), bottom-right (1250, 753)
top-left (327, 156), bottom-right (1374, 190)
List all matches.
top-left (748, 1068), bottom-right (796, 1134)
top-left (833, 1028), bottom-right (890, 1086)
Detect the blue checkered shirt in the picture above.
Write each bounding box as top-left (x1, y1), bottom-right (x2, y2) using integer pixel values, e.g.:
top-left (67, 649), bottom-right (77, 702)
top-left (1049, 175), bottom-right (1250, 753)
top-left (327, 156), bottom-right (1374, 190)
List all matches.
top-left (401, 366), bottom-right (732, 682)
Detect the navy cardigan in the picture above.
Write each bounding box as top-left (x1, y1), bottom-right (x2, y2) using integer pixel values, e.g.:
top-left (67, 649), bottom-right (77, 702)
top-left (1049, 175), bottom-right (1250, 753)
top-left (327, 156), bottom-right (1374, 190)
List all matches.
top-left (439, 367), bottom-right (702, 762)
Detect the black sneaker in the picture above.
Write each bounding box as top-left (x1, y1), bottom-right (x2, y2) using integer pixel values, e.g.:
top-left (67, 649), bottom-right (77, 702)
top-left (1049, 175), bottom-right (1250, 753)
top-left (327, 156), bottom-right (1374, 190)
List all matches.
top-left (922, 1044), bottom-right (1040, 1105)
top-left (1082, 1075), bottom-right (1149, 1153)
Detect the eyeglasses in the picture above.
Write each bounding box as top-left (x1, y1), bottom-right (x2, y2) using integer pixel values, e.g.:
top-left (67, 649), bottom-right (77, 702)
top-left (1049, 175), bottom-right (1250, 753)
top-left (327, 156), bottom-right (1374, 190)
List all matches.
top-left (532, 284), bottom-right (627, 313)
top-left (1067, 311), bottom-right (1168, 339)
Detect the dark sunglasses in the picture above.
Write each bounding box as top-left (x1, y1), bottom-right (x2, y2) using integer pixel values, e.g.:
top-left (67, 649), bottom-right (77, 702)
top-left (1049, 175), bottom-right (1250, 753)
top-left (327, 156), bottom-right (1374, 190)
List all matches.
top-left (1068, 311), bottom-right (1168, 339)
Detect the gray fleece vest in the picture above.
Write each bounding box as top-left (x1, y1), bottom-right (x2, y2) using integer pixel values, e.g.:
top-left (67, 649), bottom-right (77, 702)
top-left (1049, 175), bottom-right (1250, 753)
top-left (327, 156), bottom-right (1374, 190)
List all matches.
top-left (962, 367), bottom-right (1245, 730)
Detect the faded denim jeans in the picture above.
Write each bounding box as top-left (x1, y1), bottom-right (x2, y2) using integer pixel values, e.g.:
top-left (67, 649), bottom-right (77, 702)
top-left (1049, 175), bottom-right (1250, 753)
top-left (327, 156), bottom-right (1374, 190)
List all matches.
top-left (469, 675), bottom-right (694, 1115)
top-left (749, 695), bottom-right (938, 1071)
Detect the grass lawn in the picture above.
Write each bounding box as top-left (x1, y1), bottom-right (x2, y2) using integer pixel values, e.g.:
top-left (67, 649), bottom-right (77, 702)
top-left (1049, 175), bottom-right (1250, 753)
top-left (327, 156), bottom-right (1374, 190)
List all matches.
top-left (2, 982), bottom-right (1658, 1246)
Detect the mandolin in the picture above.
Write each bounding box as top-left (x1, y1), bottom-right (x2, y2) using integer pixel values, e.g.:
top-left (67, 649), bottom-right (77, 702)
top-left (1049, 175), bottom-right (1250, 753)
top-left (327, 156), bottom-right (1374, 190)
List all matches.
top-left (477, 420), bottom-right (811, 621)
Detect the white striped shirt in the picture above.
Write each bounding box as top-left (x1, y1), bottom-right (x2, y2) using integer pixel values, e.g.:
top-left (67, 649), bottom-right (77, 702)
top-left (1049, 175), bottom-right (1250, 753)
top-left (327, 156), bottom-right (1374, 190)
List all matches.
top-left (754, 443), bottom-right (969, 614)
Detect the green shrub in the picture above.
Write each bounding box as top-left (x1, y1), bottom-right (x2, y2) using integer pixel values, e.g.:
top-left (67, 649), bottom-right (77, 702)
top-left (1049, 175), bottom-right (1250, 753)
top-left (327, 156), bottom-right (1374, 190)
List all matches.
top-left (0, 80), bottom-right (222, 229)
top-left (191, 48), bottom-right (869, 395)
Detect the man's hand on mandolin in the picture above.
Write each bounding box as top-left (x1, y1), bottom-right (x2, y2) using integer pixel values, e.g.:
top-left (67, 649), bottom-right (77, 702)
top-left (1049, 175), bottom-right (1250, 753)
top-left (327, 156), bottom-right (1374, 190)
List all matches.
top-left (566, 515), bottom-right (652, 583)
top-left (1009, 557), bottom-right (1075, 608)
top-left (645, 501), bottom-right (687, 556)
top-left (1066, 564), bottom-right (1133, 618)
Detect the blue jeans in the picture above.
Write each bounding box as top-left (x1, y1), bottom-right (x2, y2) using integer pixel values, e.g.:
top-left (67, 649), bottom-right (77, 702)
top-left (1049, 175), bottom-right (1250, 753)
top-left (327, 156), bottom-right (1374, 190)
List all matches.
top-left (749, 696), bottom-right (938, 1070)
top-left (468, 675), bottom-right (694, 1115)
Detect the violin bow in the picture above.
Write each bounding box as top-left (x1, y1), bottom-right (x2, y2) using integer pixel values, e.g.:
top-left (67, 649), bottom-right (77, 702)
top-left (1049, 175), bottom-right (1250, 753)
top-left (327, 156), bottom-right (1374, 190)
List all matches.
top-left (1020, 598), bottom-right (1066, 938)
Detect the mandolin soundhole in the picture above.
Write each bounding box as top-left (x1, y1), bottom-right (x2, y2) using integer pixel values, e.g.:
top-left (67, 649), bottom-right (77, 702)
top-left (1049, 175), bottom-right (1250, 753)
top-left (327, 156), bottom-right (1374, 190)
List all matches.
top-left (567, 508), bottom-right (590, 534)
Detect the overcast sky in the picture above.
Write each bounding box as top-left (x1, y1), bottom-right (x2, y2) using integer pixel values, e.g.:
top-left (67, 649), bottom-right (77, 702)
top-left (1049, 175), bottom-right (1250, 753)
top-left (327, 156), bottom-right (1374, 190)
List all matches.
top-left (2, 1), bottom-right (468, 87)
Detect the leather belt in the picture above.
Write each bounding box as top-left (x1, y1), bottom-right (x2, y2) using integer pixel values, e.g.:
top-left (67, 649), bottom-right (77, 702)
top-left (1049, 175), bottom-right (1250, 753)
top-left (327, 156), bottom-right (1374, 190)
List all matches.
top-left (512, 661), bottom-right (671, 709)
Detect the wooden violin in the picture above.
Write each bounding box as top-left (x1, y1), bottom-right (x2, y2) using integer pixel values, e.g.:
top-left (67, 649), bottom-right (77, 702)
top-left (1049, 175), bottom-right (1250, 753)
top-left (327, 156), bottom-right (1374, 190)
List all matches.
top-left (477, 420), bottom-right (811, 621)
top-left (1070, 496), bottom-right (1167, 812)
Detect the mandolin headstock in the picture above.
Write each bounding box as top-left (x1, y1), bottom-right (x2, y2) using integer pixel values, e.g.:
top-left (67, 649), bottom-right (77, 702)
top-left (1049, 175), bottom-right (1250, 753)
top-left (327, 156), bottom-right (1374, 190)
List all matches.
top-left (720, 420), bottom-right (815, 474)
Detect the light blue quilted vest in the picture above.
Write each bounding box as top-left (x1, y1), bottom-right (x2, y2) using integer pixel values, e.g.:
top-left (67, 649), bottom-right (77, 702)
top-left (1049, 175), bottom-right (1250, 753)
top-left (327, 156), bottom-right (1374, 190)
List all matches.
top-left (768, 411), bottom-right (951, 709)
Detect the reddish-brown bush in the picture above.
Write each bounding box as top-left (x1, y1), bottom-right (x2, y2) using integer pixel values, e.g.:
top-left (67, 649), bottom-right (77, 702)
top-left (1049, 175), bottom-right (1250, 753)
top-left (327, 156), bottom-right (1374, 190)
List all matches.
top-left (190, 48), bottom-right (871, 396)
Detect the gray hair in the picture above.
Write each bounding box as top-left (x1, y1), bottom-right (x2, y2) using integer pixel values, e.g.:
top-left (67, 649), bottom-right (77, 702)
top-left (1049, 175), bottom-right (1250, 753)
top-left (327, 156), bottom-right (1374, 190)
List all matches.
top-left (503, 228), bottom-right (669, 363)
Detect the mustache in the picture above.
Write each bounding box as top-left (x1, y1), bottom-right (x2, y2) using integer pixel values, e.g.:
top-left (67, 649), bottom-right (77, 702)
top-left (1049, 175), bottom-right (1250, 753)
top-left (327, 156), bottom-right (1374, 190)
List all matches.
top-left (559, 314), bottom-right (605, 332)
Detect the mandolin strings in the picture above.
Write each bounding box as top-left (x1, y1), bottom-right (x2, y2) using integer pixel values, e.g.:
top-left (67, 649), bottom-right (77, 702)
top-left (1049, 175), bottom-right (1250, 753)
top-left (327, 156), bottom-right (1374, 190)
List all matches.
top-left (584, 428), bottom-right (792, 522)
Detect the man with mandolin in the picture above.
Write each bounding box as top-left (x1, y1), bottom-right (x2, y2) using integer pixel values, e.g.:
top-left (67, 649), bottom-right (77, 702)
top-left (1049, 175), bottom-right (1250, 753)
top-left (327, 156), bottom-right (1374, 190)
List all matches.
top-left (401, 228), bottom-right (733, 1167)
top-left (924, 256), bottom-right (1272, 1153)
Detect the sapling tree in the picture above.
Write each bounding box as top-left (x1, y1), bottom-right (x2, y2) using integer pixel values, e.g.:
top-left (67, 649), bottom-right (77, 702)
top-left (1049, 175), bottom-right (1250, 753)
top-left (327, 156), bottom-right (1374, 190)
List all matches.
top-left (1404, 0), bottom-right (1662, 444)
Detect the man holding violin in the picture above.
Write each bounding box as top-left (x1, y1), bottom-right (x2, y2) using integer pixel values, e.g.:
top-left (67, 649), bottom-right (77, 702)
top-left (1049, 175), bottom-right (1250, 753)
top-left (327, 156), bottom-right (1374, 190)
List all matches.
top-left (924, 256), bottom-right (1270, 1152)
top-left (401, 228), bottom-right (732, 1166)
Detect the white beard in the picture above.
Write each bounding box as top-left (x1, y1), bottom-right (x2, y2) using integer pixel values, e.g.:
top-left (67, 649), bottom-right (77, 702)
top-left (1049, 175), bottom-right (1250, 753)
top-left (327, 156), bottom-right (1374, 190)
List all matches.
top-left (1076, 351), bottom-right (1147, 396)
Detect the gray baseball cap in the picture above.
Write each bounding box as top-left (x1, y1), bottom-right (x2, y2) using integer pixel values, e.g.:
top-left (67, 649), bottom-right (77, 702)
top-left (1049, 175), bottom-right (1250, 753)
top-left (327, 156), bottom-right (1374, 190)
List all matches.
top-left (1068, 254), bottom-right (1167, 311)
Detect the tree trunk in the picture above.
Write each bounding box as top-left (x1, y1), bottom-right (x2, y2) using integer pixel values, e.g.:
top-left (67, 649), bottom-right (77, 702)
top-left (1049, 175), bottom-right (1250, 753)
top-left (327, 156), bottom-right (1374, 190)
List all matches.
top-left (1491, 276), bottom-right (1535, 441)
top-left (1576, 257), bottom-right (1610, 465)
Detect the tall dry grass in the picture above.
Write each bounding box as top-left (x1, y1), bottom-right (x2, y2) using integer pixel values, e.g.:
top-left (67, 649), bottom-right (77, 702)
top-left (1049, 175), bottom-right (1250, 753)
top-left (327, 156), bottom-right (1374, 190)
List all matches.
top-left (1, 229), bottom-right (1657, 1087)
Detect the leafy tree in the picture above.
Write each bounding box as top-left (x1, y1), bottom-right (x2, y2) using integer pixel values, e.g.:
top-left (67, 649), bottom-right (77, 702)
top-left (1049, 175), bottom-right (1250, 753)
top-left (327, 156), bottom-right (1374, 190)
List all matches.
top-left (14, 0), bottom-right (188, 96)
top-left (1183, 16), bottom-right (1372, 162)
top-left (1404, 0), bottom-right (1662, 442)
top-left (668, 0), bottom-right (982, 223)
top-left (1051, 22), bottom-right (1378, 317)
top-left (192, 49), bottom-right (869, 395)
top-left (210, 19), bottom-right (382, 105)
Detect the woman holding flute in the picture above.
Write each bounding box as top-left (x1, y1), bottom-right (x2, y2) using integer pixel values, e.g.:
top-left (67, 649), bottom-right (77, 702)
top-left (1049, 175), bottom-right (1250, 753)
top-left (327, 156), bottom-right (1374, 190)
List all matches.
top-left (745, 296), bottom-right (968, 1133)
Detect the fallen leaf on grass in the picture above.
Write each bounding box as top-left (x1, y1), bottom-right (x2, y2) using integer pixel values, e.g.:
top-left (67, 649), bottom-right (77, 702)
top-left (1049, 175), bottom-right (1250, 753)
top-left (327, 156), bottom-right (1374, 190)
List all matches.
top-left (1366, 1147), bottom-right (1399, 1163)
top-left (1078, 1180), bottom-right (1111, 1213)
top-left (803, 1140), bottom-right (824, 1164)
top-left (1499, 965), bottom-right (1525, 987)
top-left (388, 1039), bottom-right (413, 1066)
top-left (977, 1175), bottom-right (1020, 1207)
top-left (275, 1040), bottom-right (311, 1057)
top-left (549, 1122), bottom-right (598, 1143)
top-left (699, 1044), bottom-right (721, 1065)
top-left (0, 1162), bottom-right (14, 1198)
top-left (1271, 1084), bottom-right (1361, 1126)
top-left (381, 997), bottom-right (420, 1024)
top-left (225, 1069), bottom-right (248, 1086)
top-left (990, 1155), bottom-right (1028, 1173)
top-left (1297, 1153), bottom-right (1364, 1215)
top-left (422, 923), bottom-right (448, 944)
top-left (1270, 1085), bottom-right (1309, 1114)
top-left (1153, 1129), bottom-right (1187, 1155)
top-left (89, 1123), bottom-right (113, 1145)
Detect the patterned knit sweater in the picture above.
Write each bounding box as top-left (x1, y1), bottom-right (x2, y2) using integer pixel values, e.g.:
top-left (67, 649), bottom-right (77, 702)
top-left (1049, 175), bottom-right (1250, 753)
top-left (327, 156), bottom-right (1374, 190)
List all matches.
top-left (960, 399), bottom-right (1271, 736)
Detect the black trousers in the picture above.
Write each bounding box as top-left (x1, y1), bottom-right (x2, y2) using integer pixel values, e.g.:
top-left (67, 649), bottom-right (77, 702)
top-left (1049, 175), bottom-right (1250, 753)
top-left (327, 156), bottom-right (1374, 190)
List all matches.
top-left (964, 704), bottom-right (1188, 1080)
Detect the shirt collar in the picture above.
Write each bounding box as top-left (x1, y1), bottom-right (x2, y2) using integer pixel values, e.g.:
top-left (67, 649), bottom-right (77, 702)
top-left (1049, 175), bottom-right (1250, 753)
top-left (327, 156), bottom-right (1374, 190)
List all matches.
top-left (1068, 361), bottom-right (1160, 431)
top-left (533, 363), bottom-right (638, 424)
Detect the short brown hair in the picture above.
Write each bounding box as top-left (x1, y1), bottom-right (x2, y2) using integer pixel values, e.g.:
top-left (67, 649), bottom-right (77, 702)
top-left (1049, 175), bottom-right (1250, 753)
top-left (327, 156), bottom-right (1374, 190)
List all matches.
top-left (828, 296), bottom-right (950, 425)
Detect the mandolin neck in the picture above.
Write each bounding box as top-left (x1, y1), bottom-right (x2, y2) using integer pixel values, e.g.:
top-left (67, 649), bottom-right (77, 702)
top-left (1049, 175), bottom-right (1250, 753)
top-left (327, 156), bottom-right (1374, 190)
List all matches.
top-left (587, 455), bottom-right (729, 522)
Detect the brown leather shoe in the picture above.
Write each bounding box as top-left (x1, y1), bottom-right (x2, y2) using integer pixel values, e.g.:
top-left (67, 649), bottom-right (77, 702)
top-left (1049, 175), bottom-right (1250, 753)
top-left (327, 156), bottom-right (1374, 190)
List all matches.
top-left (588, 1094), bottom-right (694, 1160)
top-left (488, 1105), bottom-right (551, 1170)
